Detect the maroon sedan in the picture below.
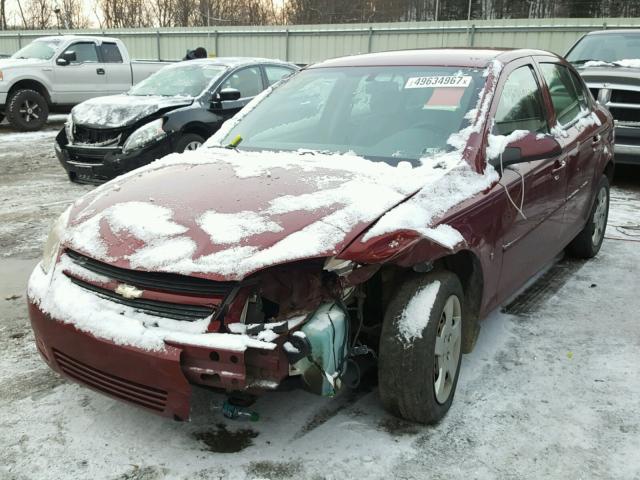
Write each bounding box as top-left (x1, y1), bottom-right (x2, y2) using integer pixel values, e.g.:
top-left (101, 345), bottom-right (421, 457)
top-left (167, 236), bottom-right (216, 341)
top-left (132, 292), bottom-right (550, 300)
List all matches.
top-left (27, 48), bottom-right (613, 424)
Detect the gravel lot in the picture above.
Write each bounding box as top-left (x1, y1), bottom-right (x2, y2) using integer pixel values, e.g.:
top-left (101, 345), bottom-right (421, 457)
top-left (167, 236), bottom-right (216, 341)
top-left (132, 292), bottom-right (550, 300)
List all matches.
top-left (1, 122), bottom-right (639, 480)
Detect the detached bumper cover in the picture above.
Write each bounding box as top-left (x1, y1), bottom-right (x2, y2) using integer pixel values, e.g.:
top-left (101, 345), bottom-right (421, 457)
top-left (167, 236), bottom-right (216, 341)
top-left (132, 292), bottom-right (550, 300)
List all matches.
top-left (55, 129), bottom-right (176, 184)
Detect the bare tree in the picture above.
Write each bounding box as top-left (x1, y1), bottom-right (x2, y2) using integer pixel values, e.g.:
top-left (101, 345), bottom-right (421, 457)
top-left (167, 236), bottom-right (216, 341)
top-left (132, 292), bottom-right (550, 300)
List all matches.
top-left (23, 0), bottom-right (53, 29)
top-left (99, 0), bottom-right (151, 27)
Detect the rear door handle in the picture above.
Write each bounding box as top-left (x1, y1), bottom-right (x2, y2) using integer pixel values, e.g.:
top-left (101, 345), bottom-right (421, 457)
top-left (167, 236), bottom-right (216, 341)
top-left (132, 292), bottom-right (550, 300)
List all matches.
top-left (592, 134), bottom-right (602, 147)
top-left (96, 68), bottom-right (105, 75)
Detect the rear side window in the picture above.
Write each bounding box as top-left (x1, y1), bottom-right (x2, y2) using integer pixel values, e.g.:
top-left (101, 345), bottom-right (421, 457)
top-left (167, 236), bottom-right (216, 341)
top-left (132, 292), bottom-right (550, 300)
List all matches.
top-left (264, 66), bottom-right (294, 86)
top-left (540, 63), bottom-right (585, 126)
top-left (494, 65), bottom-right (548, 136)
top-left (68, 42), bottom-right (98, 63)
top-left (100, 43), bottom-right (123, 63)
top-left (221, 67), bottom-right (263, 98)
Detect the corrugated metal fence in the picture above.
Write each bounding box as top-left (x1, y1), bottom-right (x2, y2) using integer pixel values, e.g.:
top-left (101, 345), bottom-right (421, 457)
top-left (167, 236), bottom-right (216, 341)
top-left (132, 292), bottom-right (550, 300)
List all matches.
top-left (1, 17), bottom-right (639, 63)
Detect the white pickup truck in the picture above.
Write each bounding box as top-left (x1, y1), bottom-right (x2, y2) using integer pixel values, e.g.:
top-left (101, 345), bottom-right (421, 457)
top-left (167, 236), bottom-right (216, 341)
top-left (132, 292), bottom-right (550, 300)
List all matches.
top-left (0, 35), bottom-right (168, 131)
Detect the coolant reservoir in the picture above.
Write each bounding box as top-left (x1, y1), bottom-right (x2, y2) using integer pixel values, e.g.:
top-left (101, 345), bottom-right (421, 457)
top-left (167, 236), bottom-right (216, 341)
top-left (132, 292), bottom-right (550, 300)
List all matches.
top-left (294, 302), bottom-right (348, 396)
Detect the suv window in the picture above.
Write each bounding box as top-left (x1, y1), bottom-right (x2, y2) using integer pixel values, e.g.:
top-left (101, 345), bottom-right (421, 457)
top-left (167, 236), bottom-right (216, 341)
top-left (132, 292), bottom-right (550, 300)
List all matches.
top-left (540, 63), bottom-right (585, 126)
top-left (100, 43), bottom-right (123, 63)
top-left (221, 67), bottom-right (263, 98)
top-left (494, 65), bottom-right (548, 136)
top-left (68, 42), bottom-right (99, 63)
top-left (265, 65), bottom-right (294, 86)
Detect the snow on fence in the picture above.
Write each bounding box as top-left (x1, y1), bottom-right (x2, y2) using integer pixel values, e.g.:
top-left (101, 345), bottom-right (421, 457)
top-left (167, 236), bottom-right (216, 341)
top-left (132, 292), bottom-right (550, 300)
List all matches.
top-left (0, 17), bottom-right (638, 64)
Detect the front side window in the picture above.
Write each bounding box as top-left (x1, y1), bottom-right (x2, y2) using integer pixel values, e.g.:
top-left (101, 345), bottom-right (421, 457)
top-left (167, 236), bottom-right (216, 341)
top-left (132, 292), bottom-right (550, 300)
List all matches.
top-left (68, 43), bottom-right (99, 63)
top-left (100, 43), bottom-right (123, 63)
top-left (129, 63), bottom-right (226, 97)
top-left (220, 67), bottom-right (264, 98)
top-left (494, 65), bottom-right (548, 136)
top-left (210, 66), bottom-right (487, 163)
top-left (540, 63), bottom-right (584, 126)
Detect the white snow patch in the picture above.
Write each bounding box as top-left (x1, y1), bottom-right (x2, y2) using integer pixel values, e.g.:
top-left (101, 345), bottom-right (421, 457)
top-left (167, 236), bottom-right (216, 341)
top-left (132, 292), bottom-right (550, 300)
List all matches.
top-left (398, 281), bottom-right (441, 343)
top-left (614, 59), bottom-right (640, 69)
top-left (486, 130), bottom-right (529, 160)
top-left (199, 210), bottom-right (283, 245)
top-left (27, 259), bottom-right (276, 352)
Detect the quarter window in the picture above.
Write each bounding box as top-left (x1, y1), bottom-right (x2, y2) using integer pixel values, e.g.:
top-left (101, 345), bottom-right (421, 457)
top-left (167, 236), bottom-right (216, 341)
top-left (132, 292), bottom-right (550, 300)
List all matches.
top-left (540, 63), bottom-right (585, 126)
top-left (221, 67), bottom-right (263, 98)
top-left (264, 66), bottom-right (294, 86)
top-left (494, 66), bottom-right (548, 136)
top-left (68, 42), bottom-right (98, 63)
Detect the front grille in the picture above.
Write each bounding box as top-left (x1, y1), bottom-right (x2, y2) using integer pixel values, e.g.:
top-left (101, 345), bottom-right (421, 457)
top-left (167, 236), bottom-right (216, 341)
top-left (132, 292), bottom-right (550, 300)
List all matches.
top-left (67, 149), bottom-right (107, 165)
top-left (610, 107), bottom-right (638, 123)
top-left (611, 89), bottom-right (640, 104)
top-left (53, 349), bottom-right (168, 412)
top-left (66, 250), bottom-right (237, 297)
top-left (73, 125), bottom-right (123, 146)
top-left (69, 277), bottom-right (215, 321)
top-left (589, 88), bottom-right (600, 100)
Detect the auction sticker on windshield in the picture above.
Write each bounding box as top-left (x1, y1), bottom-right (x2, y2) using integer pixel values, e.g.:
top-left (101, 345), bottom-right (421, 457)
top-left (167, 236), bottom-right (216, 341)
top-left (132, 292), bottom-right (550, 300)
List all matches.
top-left (405, 76), bottom-right (472, 89)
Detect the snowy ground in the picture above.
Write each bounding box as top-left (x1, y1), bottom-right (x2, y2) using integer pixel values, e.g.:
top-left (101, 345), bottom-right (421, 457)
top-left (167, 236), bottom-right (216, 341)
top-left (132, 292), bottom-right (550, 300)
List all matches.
top-left (1, 128), bottom-right (640, 480)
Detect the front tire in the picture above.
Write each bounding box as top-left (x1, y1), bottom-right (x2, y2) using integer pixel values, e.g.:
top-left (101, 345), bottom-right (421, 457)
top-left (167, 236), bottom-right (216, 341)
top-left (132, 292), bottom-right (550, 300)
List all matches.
top-left (566, 175), bottom-right (610, 259)
top-left (175, 133), bottom-right (204, 153)
top-left (379, 271), bottom-right (464, 424)
top-left (7, 89), bottom-right (49, 131)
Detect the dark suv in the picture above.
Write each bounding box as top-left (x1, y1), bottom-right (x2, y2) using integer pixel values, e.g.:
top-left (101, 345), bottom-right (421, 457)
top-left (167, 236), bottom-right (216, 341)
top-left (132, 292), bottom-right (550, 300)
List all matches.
top-left (55, 58), bottom-right (297, 183)
top-left (567, 30), bottom-right (640, 165)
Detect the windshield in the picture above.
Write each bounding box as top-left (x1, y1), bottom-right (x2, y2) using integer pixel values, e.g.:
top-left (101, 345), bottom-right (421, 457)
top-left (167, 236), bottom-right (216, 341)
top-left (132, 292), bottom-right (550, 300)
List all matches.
top-left (213, 66), bottom-right (485, 163)
top-left (129, 63), bottom-right (227, 97)
top-left (11, 39), bottom-right (62, 60)
top-left (567, 33), bottom-right (640, 65)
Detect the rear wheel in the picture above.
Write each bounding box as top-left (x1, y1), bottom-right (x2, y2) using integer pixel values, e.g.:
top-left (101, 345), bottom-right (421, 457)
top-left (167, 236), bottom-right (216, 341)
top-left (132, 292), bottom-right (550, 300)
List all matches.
top-left (379, 271), bottom-right (464, 424)
top-left (175, 133), bottom-right (204, 153)
top-left (566, 175), bottom-right (610, 259)
top-left (7, 89), bottom-right (49, 131)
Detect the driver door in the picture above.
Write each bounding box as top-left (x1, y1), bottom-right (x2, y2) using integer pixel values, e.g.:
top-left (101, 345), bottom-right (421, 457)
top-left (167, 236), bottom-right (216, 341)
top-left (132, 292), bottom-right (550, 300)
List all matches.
top-left (54, 41), bottom-right (106, 104)
top-left (493, 60), bottom-right (569, 297)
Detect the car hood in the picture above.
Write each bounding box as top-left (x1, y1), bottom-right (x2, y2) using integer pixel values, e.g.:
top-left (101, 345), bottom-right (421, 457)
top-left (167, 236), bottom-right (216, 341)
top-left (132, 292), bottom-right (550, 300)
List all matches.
top-left (0, 58), bottom-right (48, 69)
top-left (71, 94), bottom-right (194, 129)
top-left (62, 148), bottom-right (450, 281)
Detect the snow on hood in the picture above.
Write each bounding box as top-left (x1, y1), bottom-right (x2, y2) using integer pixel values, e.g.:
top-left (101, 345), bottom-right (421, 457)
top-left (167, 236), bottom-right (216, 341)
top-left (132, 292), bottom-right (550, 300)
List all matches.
top-left (71, 94), bottom-right (193, 128)
top-left (581, 59), bottom-right (640, 69)
top-left (61, 59), bottom-right (504, 281)
top-left (0, 58), bottom-right (47, 69)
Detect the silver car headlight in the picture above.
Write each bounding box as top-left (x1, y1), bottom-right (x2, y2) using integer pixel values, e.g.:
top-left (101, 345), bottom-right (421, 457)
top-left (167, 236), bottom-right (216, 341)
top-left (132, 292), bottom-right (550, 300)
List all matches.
top-left (41, 207), bottom-right (71, 274)
top-left (65, 115), bottom-right (74, 143)
top-left (122, 118), bottom-right (166, 153)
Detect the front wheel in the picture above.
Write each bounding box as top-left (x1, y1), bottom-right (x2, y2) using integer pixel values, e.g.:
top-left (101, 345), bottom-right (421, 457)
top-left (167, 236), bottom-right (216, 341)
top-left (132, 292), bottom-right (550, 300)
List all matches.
top-left (175, 133), bottom-right (204, 153)
top-left (566, 175), bottom-right (610, 259)
top-left (6, 89), bottom-right (49, 131)
top-left (379, 271), bottom-right (464, 424)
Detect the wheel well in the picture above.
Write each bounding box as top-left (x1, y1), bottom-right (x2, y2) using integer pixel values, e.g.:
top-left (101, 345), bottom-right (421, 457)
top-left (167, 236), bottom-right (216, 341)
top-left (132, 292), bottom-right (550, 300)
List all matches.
top-left (603, 160), bottom-right (614, 183)
top-left (181, 123), bottom-right (209, 140)
top-left (8, 80), bottom-right (51, 105)
top-left (437, 250), bottom-right (484, 353)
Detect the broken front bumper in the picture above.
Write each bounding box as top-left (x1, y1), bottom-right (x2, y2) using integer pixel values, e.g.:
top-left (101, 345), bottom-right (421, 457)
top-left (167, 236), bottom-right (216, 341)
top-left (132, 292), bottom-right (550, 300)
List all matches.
top-left (28, 300), bottom-right (290, 420)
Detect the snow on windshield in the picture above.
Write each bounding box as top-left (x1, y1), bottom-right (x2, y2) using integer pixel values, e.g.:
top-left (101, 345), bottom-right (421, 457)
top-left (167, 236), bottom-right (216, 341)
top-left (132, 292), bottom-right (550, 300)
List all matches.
top-left (60, 60), bottom-right (503, 282)
top-left (11, 39), bottom-right (61, 60)
top-left (129, 62), bottom-right (227, 97)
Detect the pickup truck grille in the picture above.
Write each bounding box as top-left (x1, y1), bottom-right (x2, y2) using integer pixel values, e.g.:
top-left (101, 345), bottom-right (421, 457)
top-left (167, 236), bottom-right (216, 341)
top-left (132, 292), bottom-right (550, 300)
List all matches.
top-left (589, 87), bottom-right (640, 126)
top-left (73, 125), bottom-right (123, 146)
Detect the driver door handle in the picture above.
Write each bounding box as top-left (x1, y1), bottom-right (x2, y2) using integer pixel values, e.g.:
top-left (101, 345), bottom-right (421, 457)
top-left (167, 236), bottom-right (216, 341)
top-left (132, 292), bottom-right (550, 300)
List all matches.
top-left (96, 68), bottom-right (105, 75)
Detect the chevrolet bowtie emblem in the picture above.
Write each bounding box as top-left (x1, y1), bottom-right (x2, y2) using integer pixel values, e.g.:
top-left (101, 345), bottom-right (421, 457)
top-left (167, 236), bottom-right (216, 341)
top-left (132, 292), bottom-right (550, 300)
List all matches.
top-left (115, 284), bottom-right (144, 299)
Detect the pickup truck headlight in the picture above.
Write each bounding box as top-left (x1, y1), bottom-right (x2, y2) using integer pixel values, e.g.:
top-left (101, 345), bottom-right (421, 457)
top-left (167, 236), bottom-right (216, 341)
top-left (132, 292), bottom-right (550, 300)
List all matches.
top-left (65, 116), bottom-right (74, 143)
top-left (122, 118), bottom-right (167, 154)
top-left (41, 207), bottom-right (71, 274)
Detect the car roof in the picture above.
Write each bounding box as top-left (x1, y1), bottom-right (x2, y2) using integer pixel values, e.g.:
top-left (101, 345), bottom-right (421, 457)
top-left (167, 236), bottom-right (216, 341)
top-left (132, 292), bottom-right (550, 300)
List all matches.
top-left (310, 48), bottom-right (557, 69)
top-left (36, 35), bottom-right (121, 43)
top-left (581, 29), bottom-right (640, 36)
top-left (179, 57), bottom-right (296, 68)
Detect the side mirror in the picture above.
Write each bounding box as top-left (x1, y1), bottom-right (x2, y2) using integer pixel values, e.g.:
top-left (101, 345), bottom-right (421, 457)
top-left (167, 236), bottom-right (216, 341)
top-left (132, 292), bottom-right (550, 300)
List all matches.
top-left (57, 50), bottom-right (76, 65)
top-left (488, 132), bottom-right (562, 171)
top-left (210, 88), bottom-right (243, 111)
top-left (218, 88), bottom-right (241, 101)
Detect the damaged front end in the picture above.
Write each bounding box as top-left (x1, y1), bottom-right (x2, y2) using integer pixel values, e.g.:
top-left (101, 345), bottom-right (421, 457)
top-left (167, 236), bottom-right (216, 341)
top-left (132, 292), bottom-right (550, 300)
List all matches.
top-left (28, 249), bottom-right (381, 420)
